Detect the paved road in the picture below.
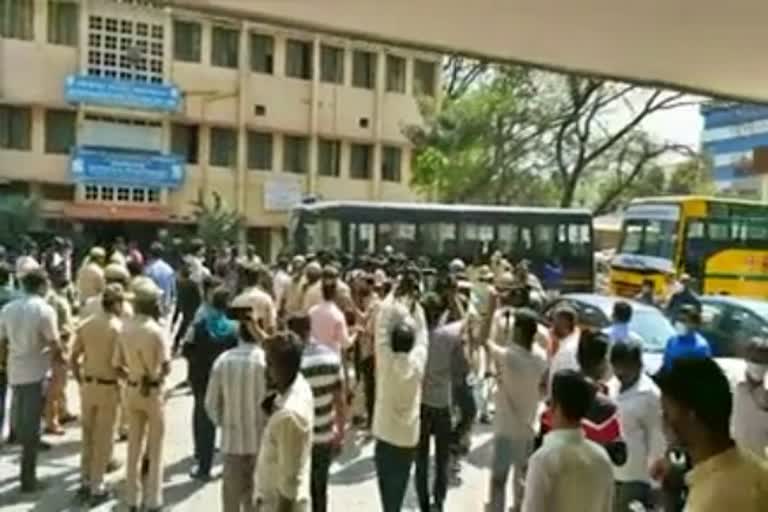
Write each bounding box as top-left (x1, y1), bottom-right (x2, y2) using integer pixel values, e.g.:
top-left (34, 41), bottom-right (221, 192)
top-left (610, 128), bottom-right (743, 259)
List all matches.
top-left (0, 360), bottom-right (499, 511)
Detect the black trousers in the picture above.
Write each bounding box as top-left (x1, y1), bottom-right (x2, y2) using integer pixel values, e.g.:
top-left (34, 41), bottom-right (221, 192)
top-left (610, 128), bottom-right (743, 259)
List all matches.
top-left (451, 381), bottom-right (477, 445)
top-left (375, 440), bottom-right (416, 512)
top-left (311, 443), bottom-right (333, 512)
top-left (192, 388), bottom-right (215, 474)
top-left (360, 356), bottom-right (376, 425)
top-left (415, 405), bottom-right (452, 512)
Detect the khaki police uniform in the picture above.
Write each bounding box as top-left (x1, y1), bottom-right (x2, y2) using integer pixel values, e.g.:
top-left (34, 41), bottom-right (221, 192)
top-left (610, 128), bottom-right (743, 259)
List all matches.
top-left (113, 284), bottom-right (170, 510)
top-left (71, 310), bottom-right (123, 493)
top-left (45, 289), bottom-right (74, 431)
top-left (78, 262), bottom-right (106, 303)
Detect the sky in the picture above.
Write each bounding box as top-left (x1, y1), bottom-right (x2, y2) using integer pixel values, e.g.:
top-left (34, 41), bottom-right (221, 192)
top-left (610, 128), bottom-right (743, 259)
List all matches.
top-left (641, 100), bottom-right (702, 149)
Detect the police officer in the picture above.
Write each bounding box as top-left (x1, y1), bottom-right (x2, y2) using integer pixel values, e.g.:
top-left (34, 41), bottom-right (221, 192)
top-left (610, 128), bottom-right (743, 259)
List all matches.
top-left (113, 279), bottom-right (170, 512)
top-left (70, 284), bottom-right (125, 504)
top-left (80, 263), bottom-right (134, 318)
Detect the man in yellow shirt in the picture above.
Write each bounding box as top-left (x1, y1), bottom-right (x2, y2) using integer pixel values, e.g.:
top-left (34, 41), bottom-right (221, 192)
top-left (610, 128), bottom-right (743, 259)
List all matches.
top-left (657, 357), bottom-right (768, 512)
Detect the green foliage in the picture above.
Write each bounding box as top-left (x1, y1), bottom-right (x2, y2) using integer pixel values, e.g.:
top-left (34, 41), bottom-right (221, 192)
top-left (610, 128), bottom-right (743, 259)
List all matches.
top-left (408, 63), bottom-right (698, 212)
top-left (0, 194), bottom-right (42, 246)
top-left (190, 190), bottom-right (244, 248)
top-left (666, 158), bottom-right (716, 195)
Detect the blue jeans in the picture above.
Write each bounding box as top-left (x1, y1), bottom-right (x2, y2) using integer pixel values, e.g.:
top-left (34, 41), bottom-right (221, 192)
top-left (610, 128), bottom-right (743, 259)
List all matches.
top-left (192, 389), bottom-right (215, 474)
top-left (375, 440), bottom-right (416, 512)
top-left (12, 380), bottom-right (44, 489)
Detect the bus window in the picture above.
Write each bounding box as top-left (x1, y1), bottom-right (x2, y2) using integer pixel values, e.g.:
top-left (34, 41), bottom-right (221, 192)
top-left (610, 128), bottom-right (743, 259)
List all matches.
top-left (535, 224), bottom-right (556, 258)
top-left (619, 219), bottom-right (676, 259)
top-left (319, 219), bottom-right (342, 251)
top-left (569, 223), bottom-right (591, 257)
top-left (349, 223), bottom-right (375, 254)
top-left (422, 223), bottom-right (457, 255)
top-left (621, 222), bottom-right (643, 253)
top-left (497, 225), bottom-right (519, 254)
top-left (460, 223), bottom-right (493, 259)
top-left (379, 222), bottom-right (416, 253)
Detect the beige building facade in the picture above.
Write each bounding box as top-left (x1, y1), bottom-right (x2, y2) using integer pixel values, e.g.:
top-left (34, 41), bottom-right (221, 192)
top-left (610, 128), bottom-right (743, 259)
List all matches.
top-left (0, 0), bottom-right (437, 257)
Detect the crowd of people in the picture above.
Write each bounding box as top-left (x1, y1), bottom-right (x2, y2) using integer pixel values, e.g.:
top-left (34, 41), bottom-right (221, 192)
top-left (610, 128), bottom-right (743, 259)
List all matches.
top-left (0, 236), bottom-right (767, 512)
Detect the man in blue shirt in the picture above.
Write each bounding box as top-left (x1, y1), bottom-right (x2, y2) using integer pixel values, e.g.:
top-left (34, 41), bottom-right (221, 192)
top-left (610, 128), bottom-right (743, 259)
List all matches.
top-left (662, 305), bottom-right (712, 371)
top-left (144, 242), bottom-right (176, 315)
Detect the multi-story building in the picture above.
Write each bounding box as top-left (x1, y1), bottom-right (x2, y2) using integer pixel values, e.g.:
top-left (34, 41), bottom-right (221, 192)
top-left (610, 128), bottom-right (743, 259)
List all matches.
top-left (0, 0), bottom-right (438, 258)
top-left (701, 102), bottom-right (768, 200)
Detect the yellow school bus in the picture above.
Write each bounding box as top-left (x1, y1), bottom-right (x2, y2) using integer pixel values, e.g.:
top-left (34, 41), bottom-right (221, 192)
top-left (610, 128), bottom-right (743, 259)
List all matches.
top-left (610, 196), bottom-right (768, 300)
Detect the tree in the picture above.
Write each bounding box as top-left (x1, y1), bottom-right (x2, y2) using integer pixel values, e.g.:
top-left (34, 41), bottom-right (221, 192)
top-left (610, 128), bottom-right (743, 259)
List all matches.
top-left (0, 194), bottom-right (41, 247)
top-left (191, 190), bottom-right (244, 248)
top-left (408, 65), bottom-right (699, 212)
top-left (666, 157), bottom-right (716, 195)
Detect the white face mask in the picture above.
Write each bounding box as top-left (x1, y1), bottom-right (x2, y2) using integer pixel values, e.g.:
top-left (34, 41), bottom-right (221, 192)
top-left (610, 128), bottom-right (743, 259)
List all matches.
top-left (674, 322), bottom-right (689, 336)
top-left (746, 362), bottom-right (768, 382)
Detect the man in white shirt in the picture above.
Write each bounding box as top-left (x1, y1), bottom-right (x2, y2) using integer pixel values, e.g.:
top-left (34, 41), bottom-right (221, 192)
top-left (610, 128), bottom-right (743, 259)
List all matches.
top-left (732, 340), bottom-right (768, 459)
top-left (609, 341), bottom-right (666, 511)
top-left (232, 263), bottom-right (276, 341)
top-left (205, 306), bottom-right (267, 512)
top-left (373, 267), bottom-right (429, 512)
top-left (485, 308), bottom-right (548, 512)
top-left (547, 306), bottom-right (581, 395)
top-left (523, 370), bottom-right (614, 512)
top-left (0, 269), bottom-right (63, 492)
top-left (256, 332), bottom-right (314, 512)
top-left (272, 256), bottom-right (292, 312)
top-left (606, 301), bottom-right (645, 345)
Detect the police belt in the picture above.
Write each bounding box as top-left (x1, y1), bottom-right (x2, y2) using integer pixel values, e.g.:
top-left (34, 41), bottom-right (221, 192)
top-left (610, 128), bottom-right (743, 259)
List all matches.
top-left (83, 376), bottom-right (118, 386)
top-left (127, 379), bottom-right (161, 388)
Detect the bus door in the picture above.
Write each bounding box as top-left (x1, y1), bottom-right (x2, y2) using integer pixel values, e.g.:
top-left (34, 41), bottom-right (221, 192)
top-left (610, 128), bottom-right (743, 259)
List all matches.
top-left (347, 222), bottom-right (376, 255)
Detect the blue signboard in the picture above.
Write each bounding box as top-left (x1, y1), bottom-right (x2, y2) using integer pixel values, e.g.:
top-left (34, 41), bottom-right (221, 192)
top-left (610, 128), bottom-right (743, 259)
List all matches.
top-left (70, 147), bottom-right (185, 188)
top-left (64, 74), bottom-right (181, 112)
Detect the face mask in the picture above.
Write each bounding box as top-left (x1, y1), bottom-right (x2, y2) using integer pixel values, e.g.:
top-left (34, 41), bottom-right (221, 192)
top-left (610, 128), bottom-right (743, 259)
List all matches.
top-left (746, 362), bottom-right (768, 382)
top-left (674, 322), bottom-right (689, 336)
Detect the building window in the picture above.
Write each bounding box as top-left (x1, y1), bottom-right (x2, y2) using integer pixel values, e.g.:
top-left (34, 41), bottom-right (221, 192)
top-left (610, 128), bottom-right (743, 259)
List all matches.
top-left (318, 138), bottom-right (341, 177)
top-left (116, 187), bottom-right (131, 202)
top-left (211, 26), bottom-right (239, 68)
top-left (382, 146), bottom-right (402, 182)
top-left (84, 185), bottom-right (99, 201)
top-left (87, 14), bottom-right (164, 83)
top-left (285, 39), bottom-right (312, 80)
top-left (171, 123), bottom-right (199, 164)
top-left (100, 186), bottom-right (114, 201)
top-left (45, 110), bottom-right (76, 154)
top-left (247, 131), bottom-right (272, 170)
top-left (250, 32), bottom-right (273, 74)
top-left (0, 105), bottom-right (31, 150)
top-left (414, 59), bottom-right (437, 96)
top-left (209, 127), bottom-right (237, 167)
top-left (350, 143), bottom-right (373, 179)
top-left (320, 44), bottom-right (344, 84)
top-left (0, 0), bottom-right (34, 40)
top-left (386, 55), bottom-right (406, 93)
top-left (352, 50), bottom-right (376, 89)
top-left (148, 188), bottom-right (160, 203)
top-left (283, 135), bottom-right (308, 174)
top-left (173, 19), bottom-right (201, 62)
top-left (47, 1), bottom-right (78, 46)
top-left (131, 188), bottom-right (146, 202)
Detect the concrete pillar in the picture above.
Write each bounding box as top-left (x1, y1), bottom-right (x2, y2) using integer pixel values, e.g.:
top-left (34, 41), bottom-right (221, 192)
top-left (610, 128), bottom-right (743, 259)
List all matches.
top-left (307, 36), bottom-right (321, 196)
top-left (371, 49), bottom-right (386, 199)
top-left (236, 21), bottom-right (249, 237)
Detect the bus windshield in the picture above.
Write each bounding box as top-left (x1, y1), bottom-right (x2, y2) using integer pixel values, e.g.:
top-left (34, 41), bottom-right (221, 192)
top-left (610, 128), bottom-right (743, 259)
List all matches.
top-left (619, 218), bottom-right (678, 260)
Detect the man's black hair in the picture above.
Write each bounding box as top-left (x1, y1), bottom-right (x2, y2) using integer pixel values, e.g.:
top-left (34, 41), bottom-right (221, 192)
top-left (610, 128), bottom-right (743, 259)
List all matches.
top-left (242, 264), bottom-right (261, 287)
top-left (266, 332), bottom-right (304, 380)
top-left (551, 370), bottom-right (596, 421)
top-left (127, 258), bottom-right (143, 277)
top-left (421, 292), bottom-right (444, 329)
top-left (149, 241), bottom-right (164, 259)
top-left (609, 340), bottom-right (643, 367)
top-left (286, 314), bottom-right (311, 341)
top-left (657, 357), bottom-right (732, 438)
top-left (391, 320), bottom-right (416, 353)
top-left (679, 304), bottom-right (702, 326)
top-left (211, 287), bottom-right (232, 311)
top-left (513, 308), bottom-right (539, 349)
top-left (0, 262), bottom-right (10, 286)
top-left (577, 329), bottom-right (610, 377)
top-left (553, 306), bottom-right (577, 328)
top-left (613, 301), bottom-right (633, 324)
top-left (21, 269), bottom-right (48, 294)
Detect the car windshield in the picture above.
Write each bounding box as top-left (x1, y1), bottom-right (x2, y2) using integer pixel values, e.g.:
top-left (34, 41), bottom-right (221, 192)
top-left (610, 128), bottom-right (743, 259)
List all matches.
top-left (629, 309), bottom-right (674, 352)
top-left (619, 219), bottom-right (678, 260)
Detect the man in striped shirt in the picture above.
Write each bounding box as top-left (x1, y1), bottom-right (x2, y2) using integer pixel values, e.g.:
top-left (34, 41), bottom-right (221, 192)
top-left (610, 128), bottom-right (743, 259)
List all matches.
top-left (205, 305), bottom-right (267, 512)
top-left (290, 315), bottom-right (346, 512)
